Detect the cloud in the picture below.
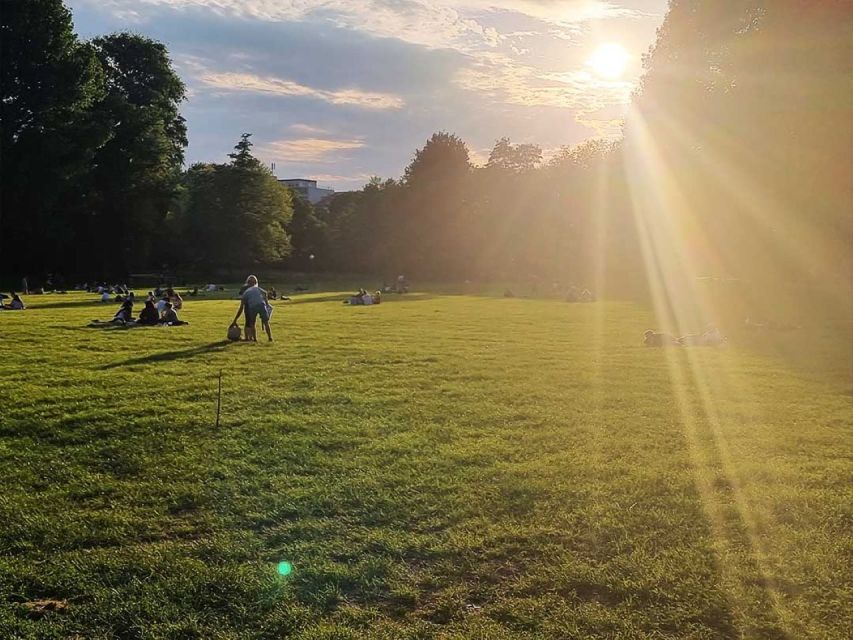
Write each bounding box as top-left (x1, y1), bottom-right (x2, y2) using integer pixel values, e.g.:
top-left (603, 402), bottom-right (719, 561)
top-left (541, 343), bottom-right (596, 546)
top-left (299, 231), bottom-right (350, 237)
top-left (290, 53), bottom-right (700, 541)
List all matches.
top-left (455, 53), bottom-right (633, 135)
top-left (289, 124), bottom-right (332, 135)
top-left (81, 0), bottom-right (646, 53)
top-left (198, 72), bottom-right (404, 109)
top-left (256, 138), bottom-right (366, 163)
top-left (464, 0), bottom-right (645, 24)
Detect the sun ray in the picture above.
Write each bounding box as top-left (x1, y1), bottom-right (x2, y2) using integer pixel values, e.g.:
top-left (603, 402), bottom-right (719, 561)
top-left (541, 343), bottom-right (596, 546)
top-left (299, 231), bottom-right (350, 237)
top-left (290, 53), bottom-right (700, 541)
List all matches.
top-left (620, 101), bottom-right (795, 636)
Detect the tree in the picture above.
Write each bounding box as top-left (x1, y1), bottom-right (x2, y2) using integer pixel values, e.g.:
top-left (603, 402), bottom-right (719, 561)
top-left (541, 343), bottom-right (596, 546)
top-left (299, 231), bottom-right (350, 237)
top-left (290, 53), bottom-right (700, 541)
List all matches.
top-left (286, 193), bottom-right (327, 270)
top-left (399, 132), bottom-right (473, 277)
top-left (629, 0), bottom-right (853, 301)
top-left (403, 132), bottom-right (471, 187)
top-left (486, 138), bottom-right (542, 173)
top-left (183, 134), bottom-right (293, 270)
top-left (0, 0), bottom-right (105, 276)
top-left (86, 33), bottom-right (187, 275)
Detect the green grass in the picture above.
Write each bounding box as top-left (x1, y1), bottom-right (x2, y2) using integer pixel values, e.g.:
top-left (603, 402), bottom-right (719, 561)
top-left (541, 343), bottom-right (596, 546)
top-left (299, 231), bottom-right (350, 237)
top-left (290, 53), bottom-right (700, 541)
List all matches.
top-left (0, 287), bottom-right (850, 639)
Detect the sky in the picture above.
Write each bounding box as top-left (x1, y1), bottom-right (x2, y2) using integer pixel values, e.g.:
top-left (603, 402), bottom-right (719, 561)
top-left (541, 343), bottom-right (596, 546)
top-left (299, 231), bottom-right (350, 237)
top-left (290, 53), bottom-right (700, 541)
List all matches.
top-left (68, 0), bottom-right (669, 190)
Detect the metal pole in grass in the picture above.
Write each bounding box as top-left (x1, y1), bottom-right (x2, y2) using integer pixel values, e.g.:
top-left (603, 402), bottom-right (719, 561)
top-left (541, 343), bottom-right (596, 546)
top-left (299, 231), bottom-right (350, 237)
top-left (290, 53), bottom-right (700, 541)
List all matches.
top-left (215, 369), bottom-right (223, 428)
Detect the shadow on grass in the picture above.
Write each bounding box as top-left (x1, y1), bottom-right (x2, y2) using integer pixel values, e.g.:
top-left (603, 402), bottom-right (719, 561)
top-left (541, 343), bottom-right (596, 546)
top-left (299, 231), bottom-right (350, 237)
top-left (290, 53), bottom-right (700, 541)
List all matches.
top-left (28, 299), bottom-right (117, 310)
top-left (100, 340), bottom-right (231, 369)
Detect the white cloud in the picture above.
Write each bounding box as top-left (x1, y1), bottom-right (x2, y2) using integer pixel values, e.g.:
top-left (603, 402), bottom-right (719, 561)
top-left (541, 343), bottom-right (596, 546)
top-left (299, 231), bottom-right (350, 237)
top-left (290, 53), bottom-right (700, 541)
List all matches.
top-left (199, 72), bottom-right (404, 109)
top-left (455, 53), bottom-right (633, 135)
top-left (81, 0), bottom-right (644, 52)
top-left (289, 124), bottom-right (332, 135)
top-left (256, 138), bottom-right (366, 163)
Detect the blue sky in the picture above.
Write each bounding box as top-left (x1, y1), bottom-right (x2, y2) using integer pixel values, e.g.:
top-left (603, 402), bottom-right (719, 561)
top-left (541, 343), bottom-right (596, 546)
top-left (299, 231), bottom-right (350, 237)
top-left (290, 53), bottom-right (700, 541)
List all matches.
top-left (68, 0), bottom-right (668, 190)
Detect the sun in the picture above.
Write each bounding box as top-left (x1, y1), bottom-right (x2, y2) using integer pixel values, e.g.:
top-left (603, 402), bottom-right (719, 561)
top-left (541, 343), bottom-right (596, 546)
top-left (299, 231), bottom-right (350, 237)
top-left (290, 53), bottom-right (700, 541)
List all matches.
top-left (588, 43), bottom-right (631, 79)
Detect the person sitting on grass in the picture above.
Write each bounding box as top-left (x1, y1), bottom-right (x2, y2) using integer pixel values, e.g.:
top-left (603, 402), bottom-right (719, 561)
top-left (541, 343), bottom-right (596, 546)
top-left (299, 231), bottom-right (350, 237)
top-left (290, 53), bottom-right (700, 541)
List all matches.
top-left (113, 300), bottom-right (134, 324)
top-left (100, 290), bottom-right (111, 303)
top-left (167, 288), bottom-right (183, 310)
top-left (643, 329), bottom-right (681, 346)
top-left (89, 300), bottom-right (133, 326)
top-left (160, 302), bottom-right (188, 326)
top-left (565, 285), bottom-right (579, 302)
top-left (230, 274), bottom-right (272, 342)
top-left (268, 287), bottom-right (278, 300)
top-left (137, 300), bottom-right (160, 326)
top-left (156, 295), bottom-right (169, 314)
top-left (9, 293), bottom-right (25, 310)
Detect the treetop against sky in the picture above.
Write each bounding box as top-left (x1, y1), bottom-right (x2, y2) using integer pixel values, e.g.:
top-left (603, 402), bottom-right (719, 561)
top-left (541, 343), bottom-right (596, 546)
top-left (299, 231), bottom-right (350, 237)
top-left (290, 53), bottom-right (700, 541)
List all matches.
top-left (67, 0), bottom-right (667, 189)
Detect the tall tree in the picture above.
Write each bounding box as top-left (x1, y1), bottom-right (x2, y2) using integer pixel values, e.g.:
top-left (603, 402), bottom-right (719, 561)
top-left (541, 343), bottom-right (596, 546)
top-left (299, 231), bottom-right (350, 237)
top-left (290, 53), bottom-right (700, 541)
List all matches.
top-left (86, 33), bottom-right (187, 275)
top-left (183, 134), bottom-right (293, 270)
top-left (286, 193), bottom-right (327, 270)
top-left (0, 0), bottom-right (105, 276)
top-left (630, 0), bottom-right (853, 301)
top-left (400, 132), bottom-right (472, 277)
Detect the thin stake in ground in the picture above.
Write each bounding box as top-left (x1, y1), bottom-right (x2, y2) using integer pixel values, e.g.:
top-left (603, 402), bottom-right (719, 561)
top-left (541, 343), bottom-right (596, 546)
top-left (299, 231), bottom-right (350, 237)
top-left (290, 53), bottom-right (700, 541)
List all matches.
top-left (215, 369), bottom-right (222, 428)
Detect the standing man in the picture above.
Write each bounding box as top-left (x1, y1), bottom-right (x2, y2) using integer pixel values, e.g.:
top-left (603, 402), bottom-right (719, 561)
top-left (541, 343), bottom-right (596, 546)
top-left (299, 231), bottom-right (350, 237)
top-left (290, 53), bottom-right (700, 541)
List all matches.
top-left (21, 275), bottom-right (28, 294)
top-left (230, 275), bottom-right (273, 342)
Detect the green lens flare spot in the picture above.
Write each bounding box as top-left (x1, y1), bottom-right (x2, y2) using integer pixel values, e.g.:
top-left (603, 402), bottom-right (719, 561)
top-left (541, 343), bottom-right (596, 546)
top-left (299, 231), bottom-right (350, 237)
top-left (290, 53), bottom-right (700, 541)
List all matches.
top-left (277, 561), bottom-right (293, 576)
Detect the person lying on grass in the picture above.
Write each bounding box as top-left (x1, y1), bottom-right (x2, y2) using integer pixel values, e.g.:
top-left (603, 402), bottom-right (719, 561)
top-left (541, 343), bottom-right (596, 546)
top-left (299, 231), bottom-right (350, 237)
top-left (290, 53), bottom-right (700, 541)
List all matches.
top-left (230, 274), bottom-right (272, 342)
top-left (644, 327), bottom-right (727, 347)
top-left (679, 326), bottom-right (726, 346)
top-left (643, 330), bottom-right (681, 346)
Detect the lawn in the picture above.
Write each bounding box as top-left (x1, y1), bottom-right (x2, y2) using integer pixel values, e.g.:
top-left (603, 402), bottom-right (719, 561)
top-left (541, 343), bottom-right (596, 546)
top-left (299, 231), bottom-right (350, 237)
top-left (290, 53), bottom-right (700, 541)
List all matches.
top-left (0, 286), bottom-right (850, 639)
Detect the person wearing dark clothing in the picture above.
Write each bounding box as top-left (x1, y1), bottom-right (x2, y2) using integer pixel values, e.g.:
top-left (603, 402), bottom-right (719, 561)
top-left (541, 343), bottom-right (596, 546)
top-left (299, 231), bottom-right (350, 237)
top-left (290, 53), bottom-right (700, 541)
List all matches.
top-left (138, 300), bottom-right (159, 325)
top-left (9, 293), bottom-right (25, 310)
top-left (113, 300), bottom-right (133, 324)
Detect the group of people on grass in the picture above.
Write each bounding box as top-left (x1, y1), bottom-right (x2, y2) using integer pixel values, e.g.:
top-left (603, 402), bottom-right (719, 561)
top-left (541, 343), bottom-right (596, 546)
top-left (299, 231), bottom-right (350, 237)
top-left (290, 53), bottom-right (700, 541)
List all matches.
top-left (92, 297), bottom-right (186, 327)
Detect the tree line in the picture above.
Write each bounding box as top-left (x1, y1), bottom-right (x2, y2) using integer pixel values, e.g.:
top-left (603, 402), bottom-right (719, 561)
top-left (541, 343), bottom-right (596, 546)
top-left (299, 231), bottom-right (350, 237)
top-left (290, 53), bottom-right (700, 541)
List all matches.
top-left (3, 0), bottom-right (850, 308)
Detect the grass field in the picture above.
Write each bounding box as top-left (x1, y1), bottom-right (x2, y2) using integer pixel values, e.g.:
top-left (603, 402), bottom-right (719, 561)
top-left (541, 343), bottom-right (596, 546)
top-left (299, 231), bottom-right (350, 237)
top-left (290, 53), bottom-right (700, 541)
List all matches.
top-left (0, 286), bottom-right (850, 639)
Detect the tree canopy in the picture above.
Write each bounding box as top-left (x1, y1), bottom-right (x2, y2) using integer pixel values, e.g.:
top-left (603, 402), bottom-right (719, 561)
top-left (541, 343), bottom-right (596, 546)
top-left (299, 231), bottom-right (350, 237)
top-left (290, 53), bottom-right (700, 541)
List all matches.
top-left (180, 134), bottom-right (293, 270)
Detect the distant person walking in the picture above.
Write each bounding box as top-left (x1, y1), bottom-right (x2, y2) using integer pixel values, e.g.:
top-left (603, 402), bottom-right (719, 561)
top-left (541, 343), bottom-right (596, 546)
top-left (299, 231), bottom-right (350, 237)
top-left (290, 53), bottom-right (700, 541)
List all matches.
top-left (230, 275), bottom-right (273, 342)
top-left (21, 277), bottom-right (28, 295)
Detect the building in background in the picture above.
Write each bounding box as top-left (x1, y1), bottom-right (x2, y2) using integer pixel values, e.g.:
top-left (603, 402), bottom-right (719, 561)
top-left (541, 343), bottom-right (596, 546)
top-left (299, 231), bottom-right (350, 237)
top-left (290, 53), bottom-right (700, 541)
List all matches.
top-left (278, 178), bottom-right (334, 204)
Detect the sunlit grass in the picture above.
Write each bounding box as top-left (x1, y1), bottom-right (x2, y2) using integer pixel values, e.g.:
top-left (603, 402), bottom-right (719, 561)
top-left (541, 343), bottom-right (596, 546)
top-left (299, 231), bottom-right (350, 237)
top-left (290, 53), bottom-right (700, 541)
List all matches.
top-left (0, 288), bottom-right (849, 638)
